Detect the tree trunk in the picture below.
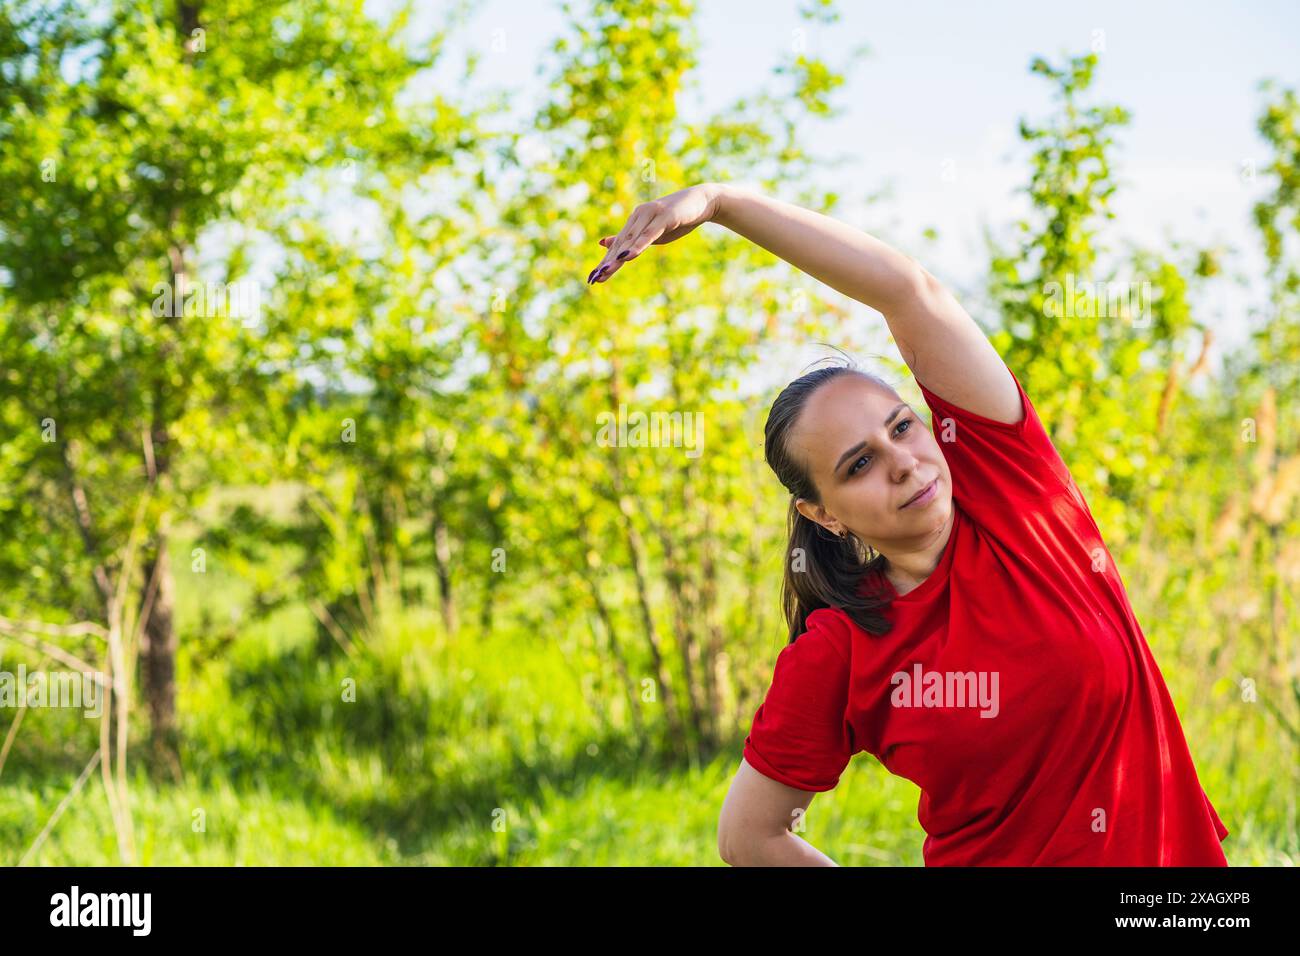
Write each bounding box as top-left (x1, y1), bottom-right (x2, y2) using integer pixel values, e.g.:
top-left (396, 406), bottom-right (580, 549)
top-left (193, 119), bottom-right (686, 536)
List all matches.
top-left (617, 491), bottom-right (688, 756)
top-left (432, 508), bottom-right (457, 634)
top-left (137, 217), bottom-right (187, 775)
top-left (140, 536), bottom-right (179, 774)
top-left (699, 503), bottom-right (725, 745)
top-left (652, 514), bottom-right (706, 750)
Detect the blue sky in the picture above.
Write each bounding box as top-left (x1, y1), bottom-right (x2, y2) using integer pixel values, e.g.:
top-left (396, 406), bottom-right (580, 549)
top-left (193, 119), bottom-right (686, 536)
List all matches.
top-left (417, 0), bottom-right (1299, 384)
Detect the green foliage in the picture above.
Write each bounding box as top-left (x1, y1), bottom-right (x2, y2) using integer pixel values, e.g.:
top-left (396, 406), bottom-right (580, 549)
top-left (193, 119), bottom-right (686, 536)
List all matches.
top-left (0, 4), bottom-right (1295, 865)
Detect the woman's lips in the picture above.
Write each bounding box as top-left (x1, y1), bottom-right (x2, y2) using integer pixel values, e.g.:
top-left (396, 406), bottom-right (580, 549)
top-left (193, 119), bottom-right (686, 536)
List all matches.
top-left (901, 479), bottom-right (937, 509)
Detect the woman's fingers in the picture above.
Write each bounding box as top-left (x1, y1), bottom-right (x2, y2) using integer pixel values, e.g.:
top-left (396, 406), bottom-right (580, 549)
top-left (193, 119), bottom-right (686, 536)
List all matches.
top-left (591, 206), bottom-right (664, 283)
top-left (587, 237), bottom-right (615, 283)
top-left (618, 219), bottom-right (667, 262)
top-left (589, 187), bottom-right (711, 285)
top-left (589, 213), bottom-right (644, 284)
top-left (589, 202), bottom-right (661, 283)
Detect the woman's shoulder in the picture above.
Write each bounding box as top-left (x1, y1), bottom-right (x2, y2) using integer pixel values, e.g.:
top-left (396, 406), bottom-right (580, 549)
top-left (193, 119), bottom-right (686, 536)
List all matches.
top-left (799, 606), bottom-right (857, 665)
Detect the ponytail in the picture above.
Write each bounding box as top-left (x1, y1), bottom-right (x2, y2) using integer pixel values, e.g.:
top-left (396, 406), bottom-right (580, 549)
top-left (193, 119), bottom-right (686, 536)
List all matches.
top-left (780, 498), bottom-right (891, 643)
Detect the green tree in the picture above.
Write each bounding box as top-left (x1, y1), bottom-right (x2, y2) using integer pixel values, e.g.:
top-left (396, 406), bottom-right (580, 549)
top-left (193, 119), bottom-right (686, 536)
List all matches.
top-left (0, 0), bottom-right (471, 775)
top-left (475, 0), bottom-right (870, 761)
top-left (987, 52), bottom-right (1210, 545)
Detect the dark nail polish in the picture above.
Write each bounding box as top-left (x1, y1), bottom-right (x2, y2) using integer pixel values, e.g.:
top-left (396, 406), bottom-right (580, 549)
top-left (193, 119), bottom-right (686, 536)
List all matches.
top-left (616, 250), bottom-right (629, 260)
top-left (587, 267), bottom-right (598, 284)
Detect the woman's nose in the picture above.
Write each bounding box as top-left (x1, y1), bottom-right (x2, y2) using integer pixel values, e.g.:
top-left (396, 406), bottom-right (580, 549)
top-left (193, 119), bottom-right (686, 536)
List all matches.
top-left (892, 452), bottom-right (922, 477)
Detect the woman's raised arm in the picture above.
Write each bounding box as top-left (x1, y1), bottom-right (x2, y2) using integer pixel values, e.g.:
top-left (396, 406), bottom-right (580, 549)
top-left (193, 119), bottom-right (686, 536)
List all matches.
top-left (588, 182), bottom-right (1023, 425)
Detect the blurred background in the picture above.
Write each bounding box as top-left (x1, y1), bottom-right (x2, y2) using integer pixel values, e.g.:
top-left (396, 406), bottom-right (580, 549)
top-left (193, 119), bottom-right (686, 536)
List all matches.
top-left (0, 0), bottom-right (1296, 865)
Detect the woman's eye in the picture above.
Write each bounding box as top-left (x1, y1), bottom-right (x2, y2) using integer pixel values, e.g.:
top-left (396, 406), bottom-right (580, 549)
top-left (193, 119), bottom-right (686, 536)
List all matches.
top-left (848, 419), bottom-right (912, 476)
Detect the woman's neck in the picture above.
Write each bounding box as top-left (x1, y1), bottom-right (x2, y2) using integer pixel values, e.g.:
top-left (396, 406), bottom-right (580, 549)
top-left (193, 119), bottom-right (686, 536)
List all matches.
top-left (881, 509), bottom-right (955, 595)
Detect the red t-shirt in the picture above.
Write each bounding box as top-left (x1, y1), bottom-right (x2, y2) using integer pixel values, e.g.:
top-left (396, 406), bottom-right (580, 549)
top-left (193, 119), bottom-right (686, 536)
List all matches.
top-left (743, 363), bottom-right (1229, 865)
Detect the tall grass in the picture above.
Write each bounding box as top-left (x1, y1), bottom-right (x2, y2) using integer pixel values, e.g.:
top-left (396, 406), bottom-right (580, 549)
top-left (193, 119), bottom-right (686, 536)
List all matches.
top-left (1, 521), bottom-right (1293, 866)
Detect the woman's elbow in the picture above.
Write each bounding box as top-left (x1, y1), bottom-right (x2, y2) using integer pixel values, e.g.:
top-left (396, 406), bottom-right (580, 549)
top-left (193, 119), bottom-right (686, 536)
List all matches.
top-left (719, 814), bottom-right (785, 866)
top-left (717, 828), bottom-right (753, 866)
top-left (718, 814), bottom-right (762, 866)
top-left (717, 821), bottom-right (740, 865)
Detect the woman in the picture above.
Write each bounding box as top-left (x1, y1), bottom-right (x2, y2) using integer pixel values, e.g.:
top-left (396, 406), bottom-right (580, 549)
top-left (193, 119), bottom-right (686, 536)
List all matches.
top-left (587, 183), bottom-right (1230, 867)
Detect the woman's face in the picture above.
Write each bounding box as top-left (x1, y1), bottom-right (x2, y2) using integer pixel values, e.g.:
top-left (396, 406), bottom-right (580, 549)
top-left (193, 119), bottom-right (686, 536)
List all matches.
top-left (789, 374), bottom-right (953, 551)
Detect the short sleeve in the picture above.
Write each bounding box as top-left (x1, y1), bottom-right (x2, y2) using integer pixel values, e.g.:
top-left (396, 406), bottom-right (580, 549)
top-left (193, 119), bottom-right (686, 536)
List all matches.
top-left (742, 610), bottom-right (856, 792)
top-left (916, 361), bottom-right (1076, 509)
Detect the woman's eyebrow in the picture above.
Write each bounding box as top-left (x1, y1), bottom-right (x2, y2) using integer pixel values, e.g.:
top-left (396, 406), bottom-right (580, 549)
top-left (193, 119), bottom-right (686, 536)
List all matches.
top-left (833, 403), bottom-right (910, 473)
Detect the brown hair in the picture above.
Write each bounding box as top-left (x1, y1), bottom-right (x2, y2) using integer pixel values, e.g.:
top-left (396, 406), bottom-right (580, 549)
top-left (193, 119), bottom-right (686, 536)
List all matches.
top-left (763, 351), bottom-right (897, 643)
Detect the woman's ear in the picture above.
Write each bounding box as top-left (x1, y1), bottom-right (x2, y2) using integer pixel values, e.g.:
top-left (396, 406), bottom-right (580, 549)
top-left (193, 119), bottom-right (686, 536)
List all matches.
top-left (794, 497), bottom-right (837, 534)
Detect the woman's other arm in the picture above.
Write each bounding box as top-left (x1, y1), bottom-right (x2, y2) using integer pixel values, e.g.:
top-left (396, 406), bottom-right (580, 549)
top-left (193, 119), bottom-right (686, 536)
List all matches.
top-left (586, 182), bottom-right (1022, 425)
top-left (709, 183), bottom-right (1022, 425)
top-left (717, 758), bottom-right (840, 866)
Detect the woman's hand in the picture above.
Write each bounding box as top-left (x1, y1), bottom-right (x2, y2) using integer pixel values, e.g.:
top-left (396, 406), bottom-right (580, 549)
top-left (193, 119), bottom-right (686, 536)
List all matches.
top-left (586, 182), bottom-right (724, 285)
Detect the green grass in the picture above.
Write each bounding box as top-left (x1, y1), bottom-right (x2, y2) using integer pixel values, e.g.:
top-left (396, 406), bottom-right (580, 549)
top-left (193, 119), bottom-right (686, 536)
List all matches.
top-left (1, 524), bottom-right (1295, 866)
